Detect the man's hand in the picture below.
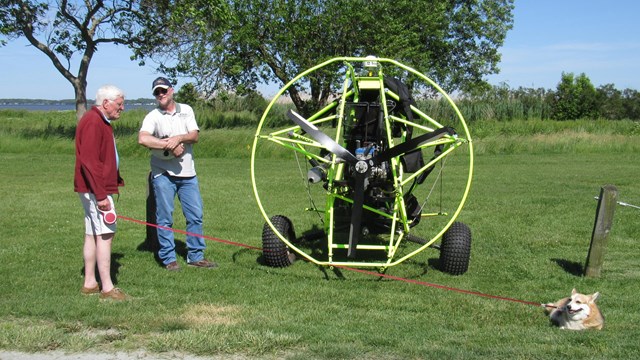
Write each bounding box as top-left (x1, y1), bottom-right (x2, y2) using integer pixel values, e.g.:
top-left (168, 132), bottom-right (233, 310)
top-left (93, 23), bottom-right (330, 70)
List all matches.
top-left (97, 198), bottom-right (111, 211)
top-left (163, 135), bottom-right (184, 151)
top-left (172, 143), bottom-right (185, 157)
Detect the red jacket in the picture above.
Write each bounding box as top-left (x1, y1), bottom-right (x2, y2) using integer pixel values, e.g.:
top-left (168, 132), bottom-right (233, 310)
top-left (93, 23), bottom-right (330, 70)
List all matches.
top-left (74, 106), bottom-right (124, 200)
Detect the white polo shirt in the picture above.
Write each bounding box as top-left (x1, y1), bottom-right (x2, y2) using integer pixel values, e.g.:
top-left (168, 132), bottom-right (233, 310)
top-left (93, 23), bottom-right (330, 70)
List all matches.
top-left (140, 103), bottom-right (199, 177)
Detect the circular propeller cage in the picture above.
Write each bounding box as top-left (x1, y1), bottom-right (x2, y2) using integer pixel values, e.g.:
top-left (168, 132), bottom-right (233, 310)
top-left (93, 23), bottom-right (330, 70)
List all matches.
top-left (251, 56), bottom-right (474, 269)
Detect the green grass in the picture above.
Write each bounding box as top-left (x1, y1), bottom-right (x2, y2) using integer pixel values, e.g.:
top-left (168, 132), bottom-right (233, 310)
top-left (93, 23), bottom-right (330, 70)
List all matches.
top-left (2, 109), bottom-right (640, 159)
top-left (1, 113), bottom-right (640, 358)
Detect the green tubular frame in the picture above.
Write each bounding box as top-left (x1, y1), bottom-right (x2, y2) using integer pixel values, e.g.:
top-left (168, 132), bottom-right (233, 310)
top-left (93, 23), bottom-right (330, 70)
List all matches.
top-left (250, 56), bottom-right (474, 269)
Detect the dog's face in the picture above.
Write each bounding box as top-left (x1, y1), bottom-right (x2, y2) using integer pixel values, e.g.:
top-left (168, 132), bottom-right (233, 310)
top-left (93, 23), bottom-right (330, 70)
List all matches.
top-left (563, 288), bottom-right (600, 321)
top-left (546, 288), bottom-right (603, 330)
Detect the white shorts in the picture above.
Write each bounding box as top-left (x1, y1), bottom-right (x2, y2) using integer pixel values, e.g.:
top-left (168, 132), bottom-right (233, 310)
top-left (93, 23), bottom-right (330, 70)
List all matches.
top-left (78, 193), bottom-right (116, 235)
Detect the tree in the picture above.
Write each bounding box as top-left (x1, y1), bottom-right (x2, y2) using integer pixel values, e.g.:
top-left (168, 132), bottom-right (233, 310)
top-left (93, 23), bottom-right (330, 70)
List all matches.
top-left (148, 0), bottom-right (514, 114)
top-left (1, 1), bottom-right (150, 119)
top-left (0, 0), bottom-right (229, 119)
top-left (621, 88), bottom-right (640, 120)
top-left (596, 84), bottom-right (624, 120)
top-left (174, 82), bottom-right (200, 106)
top-left (551, 72), bottom-right (598, 120)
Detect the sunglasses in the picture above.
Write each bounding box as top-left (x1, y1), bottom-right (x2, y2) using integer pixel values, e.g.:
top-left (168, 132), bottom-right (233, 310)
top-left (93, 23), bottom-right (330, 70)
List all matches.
top-left (153, 88), bottom-right (169, 96)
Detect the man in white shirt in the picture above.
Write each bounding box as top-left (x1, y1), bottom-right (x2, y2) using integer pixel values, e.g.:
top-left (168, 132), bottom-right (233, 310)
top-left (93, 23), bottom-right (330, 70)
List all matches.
top-left (138, 77), bottom-right (217, 271)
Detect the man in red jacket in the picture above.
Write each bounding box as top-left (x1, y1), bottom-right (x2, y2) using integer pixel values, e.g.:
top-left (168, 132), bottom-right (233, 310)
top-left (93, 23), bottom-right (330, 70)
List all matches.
top-left (74, 84), bottom-right (127, 301)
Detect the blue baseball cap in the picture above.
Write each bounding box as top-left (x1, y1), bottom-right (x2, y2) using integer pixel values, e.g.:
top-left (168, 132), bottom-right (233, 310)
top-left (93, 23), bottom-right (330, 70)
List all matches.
top-left (151, 77), bottom-right (172, 92)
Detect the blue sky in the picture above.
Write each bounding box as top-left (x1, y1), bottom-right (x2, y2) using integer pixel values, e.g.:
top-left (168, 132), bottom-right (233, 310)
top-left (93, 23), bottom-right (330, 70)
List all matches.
top-left (1, 0), bottom-right (639, 100)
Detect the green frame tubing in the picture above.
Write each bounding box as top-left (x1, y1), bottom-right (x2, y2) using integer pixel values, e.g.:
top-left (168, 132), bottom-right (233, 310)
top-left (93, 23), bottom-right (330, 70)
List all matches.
top-left (250, 56), bottom-right (474, 269)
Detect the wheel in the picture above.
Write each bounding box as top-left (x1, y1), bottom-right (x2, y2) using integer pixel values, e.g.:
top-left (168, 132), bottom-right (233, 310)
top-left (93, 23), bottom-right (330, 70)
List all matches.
top-left (262, 215), bottom-right (296, 267)
top-left (439, 222), bottom-right (471, 275)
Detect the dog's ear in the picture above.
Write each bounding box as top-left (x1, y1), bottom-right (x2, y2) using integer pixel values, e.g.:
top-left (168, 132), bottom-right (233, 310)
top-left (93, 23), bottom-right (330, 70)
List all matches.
top-left (590, 292), bottom-right (600, 302)
top-left (572, 288), bottom-right (578, 295)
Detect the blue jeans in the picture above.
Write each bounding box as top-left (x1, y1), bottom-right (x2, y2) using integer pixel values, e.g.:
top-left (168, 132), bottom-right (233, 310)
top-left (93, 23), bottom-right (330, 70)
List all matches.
top-left (152, 173), bottom-right (206, 265)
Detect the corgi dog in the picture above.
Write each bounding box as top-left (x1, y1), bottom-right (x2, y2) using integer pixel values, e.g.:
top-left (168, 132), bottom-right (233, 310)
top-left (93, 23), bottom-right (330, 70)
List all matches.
top-left (544, 289), bottom-right (603, 330)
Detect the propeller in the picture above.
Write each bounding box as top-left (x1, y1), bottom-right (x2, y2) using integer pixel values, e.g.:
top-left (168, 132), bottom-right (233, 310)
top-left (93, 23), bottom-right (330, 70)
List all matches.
top-left (287, 109), bottom-right (454, 257)
top-left (286, 110), bottom-right (358, 165)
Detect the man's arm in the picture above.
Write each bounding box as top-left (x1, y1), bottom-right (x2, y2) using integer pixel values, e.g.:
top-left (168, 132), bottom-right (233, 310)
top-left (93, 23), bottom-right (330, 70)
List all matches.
top-left (179, 130), bottom-right (199, 144)
top-left (163, 130), bottom-right (198, 150)
top-left (139, 130), bottom-right (198, 158)
top-left (138, 131), bottom-right (170, 150)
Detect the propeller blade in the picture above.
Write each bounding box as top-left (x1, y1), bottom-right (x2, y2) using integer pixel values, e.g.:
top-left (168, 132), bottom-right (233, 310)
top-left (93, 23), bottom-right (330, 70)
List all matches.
top-left (287, 110), bottom-right (358, 165)
top-left (347, 171), bottom-right (367, 258)
top-left (373, 127), bottom-right (455, 165)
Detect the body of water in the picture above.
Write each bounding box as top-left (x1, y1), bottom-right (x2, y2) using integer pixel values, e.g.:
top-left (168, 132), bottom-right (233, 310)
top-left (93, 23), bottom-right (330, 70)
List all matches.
top-left (0, 104), bottom-right (156, 111)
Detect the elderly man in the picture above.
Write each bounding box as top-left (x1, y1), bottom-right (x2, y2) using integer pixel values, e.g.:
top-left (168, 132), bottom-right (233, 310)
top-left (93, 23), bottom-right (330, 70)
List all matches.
top-left (74, 84), bottom-right (127, 301)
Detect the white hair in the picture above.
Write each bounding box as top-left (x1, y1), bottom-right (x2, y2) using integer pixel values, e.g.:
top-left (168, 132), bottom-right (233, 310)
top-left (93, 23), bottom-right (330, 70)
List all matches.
top-left (95, 85), bottom-right (125, 105)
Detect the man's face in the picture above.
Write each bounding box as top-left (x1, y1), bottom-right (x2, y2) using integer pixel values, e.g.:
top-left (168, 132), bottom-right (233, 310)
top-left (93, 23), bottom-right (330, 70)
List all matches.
top-left (153, 87), bottom-right (173, 108)
top-left (103, 96), bottom-right (125, 120)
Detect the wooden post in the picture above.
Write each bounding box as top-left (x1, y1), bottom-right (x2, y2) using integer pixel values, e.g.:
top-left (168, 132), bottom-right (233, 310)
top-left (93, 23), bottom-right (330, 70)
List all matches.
top-left (584, 185), bottom-right (618, 277)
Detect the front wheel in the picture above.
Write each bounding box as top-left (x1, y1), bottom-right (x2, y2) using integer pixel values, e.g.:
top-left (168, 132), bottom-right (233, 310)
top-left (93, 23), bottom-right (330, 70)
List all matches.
top-left (439, 222), bottom-right (472, 275)
top-left (262, 215), bottom-right (297, 267)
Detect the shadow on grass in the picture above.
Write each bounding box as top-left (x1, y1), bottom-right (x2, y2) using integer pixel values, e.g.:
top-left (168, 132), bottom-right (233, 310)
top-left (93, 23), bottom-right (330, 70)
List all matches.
top-left (111, 253), bottom-right (123, 284)
top-left (133, 171), bottom-right (190, 268)
top-left (551, 258), bottom-right (584, 276)
top-left (248, 224), bottom-right (436, 280)
top-left (137, 235), bottom-right (188, 268)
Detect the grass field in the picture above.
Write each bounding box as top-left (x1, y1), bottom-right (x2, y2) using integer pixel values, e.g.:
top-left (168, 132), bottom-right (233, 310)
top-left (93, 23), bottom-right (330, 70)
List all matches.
top-left (1, 112), bottom-right (639, 359)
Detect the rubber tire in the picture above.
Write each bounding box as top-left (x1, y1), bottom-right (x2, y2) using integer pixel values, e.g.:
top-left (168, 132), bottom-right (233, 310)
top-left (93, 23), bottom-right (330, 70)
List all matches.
top-left (439, 222), bottom-right (472, 275)
top-left (262, 215), bottom-right (296, 267)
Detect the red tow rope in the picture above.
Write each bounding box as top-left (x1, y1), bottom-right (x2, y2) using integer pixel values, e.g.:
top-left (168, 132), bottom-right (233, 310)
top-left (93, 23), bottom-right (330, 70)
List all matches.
top-left (119, 214), bottom-right (546, 308)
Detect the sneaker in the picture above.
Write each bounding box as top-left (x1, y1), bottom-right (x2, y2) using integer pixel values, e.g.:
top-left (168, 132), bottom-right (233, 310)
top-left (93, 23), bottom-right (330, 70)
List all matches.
top-left (81, 284), bottom-right (100, 295)
top-left (99, 288), bottom-right (128, 301)
top-left (165, 261), bottom-right (181, 271)
top-left (187, 259), bottom-right (218, 269)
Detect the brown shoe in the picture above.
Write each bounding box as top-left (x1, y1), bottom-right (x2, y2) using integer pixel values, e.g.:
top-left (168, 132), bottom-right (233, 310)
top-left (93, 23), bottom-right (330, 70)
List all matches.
top-left (81, 285), bottom-right (100, 295)
top-left (187, 259), bottom-right (218, 269)
top-left (99, 288), bottom-right (128, 301)
top-left (165, 261), bottom-right (181, 271)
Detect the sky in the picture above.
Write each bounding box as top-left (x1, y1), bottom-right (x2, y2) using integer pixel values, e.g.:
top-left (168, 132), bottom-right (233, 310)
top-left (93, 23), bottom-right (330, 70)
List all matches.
top-left (1, 0), bottom-right (639, 100)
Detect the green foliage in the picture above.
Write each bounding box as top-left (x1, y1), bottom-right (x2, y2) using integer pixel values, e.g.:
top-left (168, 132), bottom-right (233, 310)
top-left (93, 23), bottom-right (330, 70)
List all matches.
top-left (462, 83), bottom-right (553, 121)
top-left (198, 110), bottom-right (258, 129)
top-left (551, 72), bottom-right (598, 120)
top-left (206, 90), bottom-right (268, 116)
top-left (596, 85), bottom-right (640, 120)
top-left (461, 79), bottom-right (639, 121)
top-left (184, 90), bottom-right (271, 129)
top-left (154, 0), bottom-right (515, 112)
top-left (4, 100), bottom-right (640, 160)
top-left (174, 82), bottom-right (201, 105)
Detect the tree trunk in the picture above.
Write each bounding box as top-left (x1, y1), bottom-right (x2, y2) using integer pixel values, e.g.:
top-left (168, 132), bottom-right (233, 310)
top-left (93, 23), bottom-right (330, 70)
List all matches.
top-left (74, 81), bottom-right (88, 121)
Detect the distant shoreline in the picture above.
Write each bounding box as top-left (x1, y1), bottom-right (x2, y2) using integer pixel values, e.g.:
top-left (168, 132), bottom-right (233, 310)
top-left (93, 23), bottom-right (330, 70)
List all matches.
top-left (0, 99), bottom-right (157, 111)
top-left (0, 98), bottom-right (155, 103)
top-left (0, 104), bottom-right (157, 111)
